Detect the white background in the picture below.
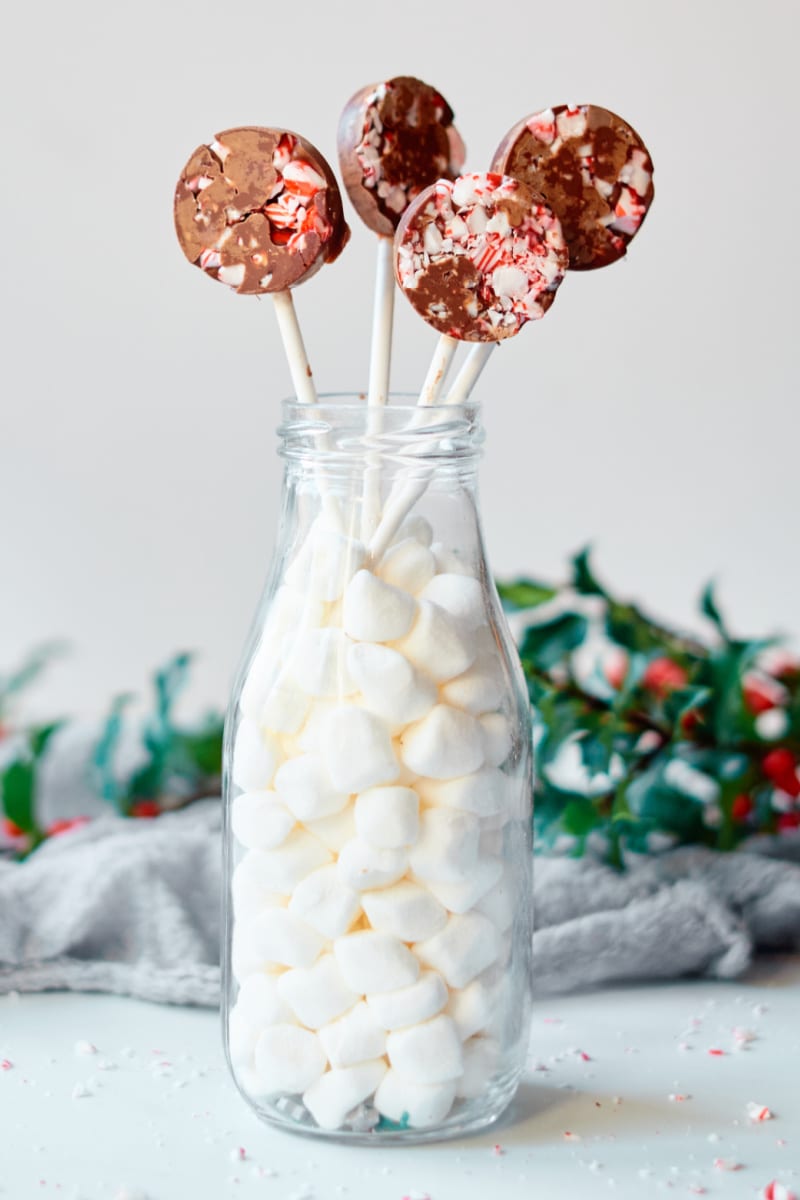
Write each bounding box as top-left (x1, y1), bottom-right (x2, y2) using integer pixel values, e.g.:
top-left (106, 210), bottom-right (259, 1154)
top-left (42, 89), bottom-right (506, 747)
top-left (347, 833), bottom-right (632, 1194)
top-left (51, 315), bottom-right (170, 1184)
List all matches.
top-left (3, 0), bottom-right (798, 719)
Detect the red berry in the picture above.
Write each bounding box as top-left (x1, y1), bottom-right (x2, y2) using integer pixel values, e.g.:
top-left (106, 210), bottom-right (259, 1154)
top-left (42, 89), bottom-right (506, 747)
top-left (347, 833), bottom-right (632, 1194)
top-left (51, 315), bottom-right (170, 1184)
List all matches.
top-left (642, 657), bottom-right (688, 696)
top-left (2, 818), bottom-right (25, 839)
top-left (777, 812), bottom-right (800, 831)
top-left (731, 794), bottom-right (753, 822)
top-left (130, 800), bottom-right (161, 819)
top-left (742, 680), bottom-right (776, 715)
top-left (762, 749), bottom-right (800, 797)
top-left (46, 817), bottom-right (90, 837)
top-left (680, 709), bottom-right (703, 734)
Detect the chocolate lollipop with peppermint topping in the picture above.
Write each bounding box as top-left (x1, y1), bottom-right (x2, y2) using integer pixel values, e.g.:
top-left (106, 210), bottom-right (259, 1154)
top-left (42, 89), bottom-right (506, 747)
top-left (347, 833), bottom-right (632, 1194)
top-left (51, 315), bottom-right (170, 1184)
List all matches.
top-left (491, 104), bottom-right (654, 270)
top-left (174, 126), bottom-right (349, 406)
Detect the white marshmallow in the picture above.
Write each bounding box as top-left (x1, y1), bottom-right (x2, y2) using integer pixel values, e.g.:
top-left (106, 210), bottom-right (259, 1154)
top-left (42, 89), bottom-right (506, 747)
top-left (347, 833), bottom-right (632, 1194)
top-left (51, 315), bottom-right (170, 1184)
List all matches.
top-left (232, 720), bottom-right (281, 791)
top-left (321, 707), bottom-right (399, 792)
top-left (277, 954), bottom-right (358, 1029)
top-left (287, 629), bottom-right (356, 698)
top-left (248, 830), bottom-right (332, 895)
top-left (304, 806), bottom-right (357, 853)
top-left (231, 923), bottom-right (278, 982)
top-left (258, 679), bottom-right (311, 734)
top-left (234, 1062), bottom-right (267, 1097)
top-left (374, 1070), bottom-right (456, 1129)
top-left (303, 1059), bottom-right (387, 1131)
top-left (395, 515), bottom-right (433, 547)
top-left (400, 704), bottom-right (484, 780)
top-left (343, 569), bottom-right (416, 643)
top-left (445, 977), bottom-right (494, 1040)
top-left (362, 882), bottom-right (447, 942)
top-left (393, 601), bottom-right (475, 683)
top-left (441, 653), bottom-right (505, 715)
top-left (287, 525), bottom-right (367, 602)
top-left (231, 852), bottom-right (289, 920)
top-left (347, 642), bottom-right (436, 728)
top-left (254, 1024), bottom-right (326, 1095)
top-left (235, 972), bottom-right (296, 1027)
top-left (228, 1005), bottom-right (261, 1066)
top-left (231, 791), bottom-right (295, 850)
top-left (274, 753), bottom-right (348, 821)
top-left (319, 1002), bottom-right (387, 1068)
top-left (288, 864), bottom-right (361, 939)
top-left (479, 712), bottom-right (513, 766)
top-left (430, 542), bottom-right (473, 575)
top-left (386, 1015), bottom-right (463, 1084)
top-left (414, 912), bottom-right (500, 988)
top-left (408, 808), bottom-right (480, 883)
top-left (419, 574), bottom-right (484, 632)
top-left (457, 1036), bottom-right (500, 1098)
top-left (366, 970), bottom-right (448, 1031)
top-left (415, 765), bottom-right (508, 817)
top-left (241, 908), bottom-right (326, 969)
top-left (479, 828), bottom-right (504, 857)
top-left (475, 873), bottom-right (515, 932)
top-left (354, 786), bottom-right (419, 849)
top-left (377, 538), bottom-right (436, 594)
top-left (334, 931), bottom-right (419, 994)
top-left (239, 590), bottom-right (326, 720)
top-left (297, 699), bottom-right (338, 753)
top-left (337, 839), bottom-right (408, 891)
top-left (423, 856), bottom-right (503, 914)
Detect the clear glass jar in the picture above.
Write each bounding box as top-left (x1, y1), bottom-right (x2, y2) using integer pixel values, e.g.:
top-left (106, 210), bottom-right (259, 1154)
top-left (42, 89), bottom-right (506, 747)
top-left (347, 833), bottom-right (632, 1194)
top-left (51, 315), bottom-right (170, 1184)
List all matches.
top-left (222, 396), bottom-right (532, 1143)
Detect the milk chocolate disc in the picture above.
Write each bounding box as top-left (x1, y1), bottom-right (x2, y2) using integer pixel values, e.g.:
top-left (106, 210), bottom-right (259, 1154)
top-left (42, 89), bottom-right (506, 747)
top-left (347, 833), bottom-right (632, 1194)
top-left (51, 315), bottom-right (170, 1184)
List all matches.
top-left (338, 76), bottom-right (465, 238)
top-left (174, 126), bottom-right (350, 294)
top-left (395, 173), bottom-right (568, 342)
top-left (492, 105), bottom-right (654, 270)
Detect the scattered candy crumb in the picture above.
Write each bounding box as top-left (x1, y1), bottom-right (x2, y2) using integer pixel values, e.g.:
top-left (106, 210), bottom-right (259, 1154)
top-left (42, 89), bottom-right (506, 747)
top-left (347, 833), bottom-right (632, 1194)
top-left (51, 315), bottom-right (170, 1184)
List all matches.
top-left (761, 1184), bottom-right (797, 1200)
top-left (747, 1102), bottom-right (773, 1122)
top-left (1, 1058), bottom-right (13, 1071)
top-left (73, 1041), bottom-right (96, 1057)
top-left (707, 1048), bottom-right (725, 1057)
top-left (563, 1131), bottom-right (581, 1142)
top-left (492, 1144), bottom-right (505, 1157)
top-left (713, 1157), bottom-right (743, 1171)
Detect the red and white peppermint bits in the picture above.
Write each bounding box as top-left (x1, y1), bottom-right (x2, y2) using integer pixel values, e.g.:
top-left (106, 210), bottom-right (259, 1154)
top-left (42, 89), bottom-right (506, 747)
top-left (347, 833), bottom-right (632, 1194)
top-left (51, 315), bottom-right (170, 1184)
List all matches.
top-left (394, 173), bottom-right (568, 341)
top-left (174, 126), bottom-right (350, 295)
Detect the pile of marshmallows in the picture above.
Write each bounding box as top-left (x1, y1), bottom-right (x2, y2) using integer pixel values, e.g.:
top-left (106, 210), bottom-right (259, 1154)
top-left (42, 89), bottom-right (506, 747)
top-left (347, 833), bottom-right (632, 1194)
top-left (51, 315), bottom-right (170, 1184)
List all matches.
top-left (229, 510), bottom-right (520, 1131)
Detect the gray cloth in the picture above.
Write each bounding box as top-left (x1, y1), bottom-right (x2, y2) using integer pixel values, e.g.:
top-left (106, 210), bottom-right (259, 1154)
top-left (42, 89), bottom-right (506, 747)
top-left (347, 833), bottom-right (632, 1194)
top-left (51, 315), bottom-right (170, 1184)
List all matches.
top-left (1, 800), bottom-right (799, 1006)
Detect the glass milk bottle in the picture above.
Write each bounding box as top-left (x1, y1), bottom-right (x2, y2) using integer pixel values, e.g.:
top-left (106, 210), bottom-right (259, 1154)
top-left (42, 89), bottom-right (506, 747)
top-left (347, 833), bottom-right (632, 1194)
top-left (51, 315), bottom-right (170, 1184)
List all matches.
top-left (222, 397), bottom-right (532, 1142)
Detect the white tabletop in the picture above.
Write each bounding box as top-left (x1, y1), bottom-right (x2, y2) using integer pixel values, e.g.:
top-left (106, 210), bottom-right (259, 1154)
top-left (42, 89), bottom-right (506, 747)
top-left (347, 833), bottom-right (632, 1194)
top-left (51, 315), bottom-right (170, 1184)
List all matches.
top-left (2, 959), bottom-right (798, 1200)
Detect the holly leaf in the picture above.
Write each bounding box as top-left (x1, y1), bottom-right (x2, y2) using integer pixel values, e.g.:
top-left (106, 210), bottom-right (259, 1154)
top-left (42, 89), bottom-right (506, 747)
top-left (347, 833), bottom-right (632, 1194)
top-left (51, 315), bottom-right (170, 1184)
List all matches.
top-left (520, 613), bottom-right (588, 673)
top-left (1, 761), bottom-right (36, 833)
top-left (571, 547), bottom-right (608, 597)
top-left (30, 721), bottom-right (64, 759)
top-left (174, 723), bottom-right (224, 779)
top-left (700, 583), bottom-right (730, 641)
top-left (663, 686), bottom-right (712, 725)
top-left (496, 579), bottom-right (557, 612)
top-left (561, 798), bottom-right (602, 837)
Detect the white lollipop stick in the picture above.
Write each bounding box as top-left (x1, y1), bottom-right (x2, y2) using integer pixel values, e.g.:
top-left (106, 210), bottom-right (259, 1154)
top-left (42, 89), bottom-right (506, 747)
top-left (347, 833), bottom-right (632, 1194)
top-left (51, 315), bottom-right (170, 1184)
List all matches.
top-left (418, 334), bottom-right (458, 407)
top-left (442, 342), bottom-right (495, 406)
top-left (361, 237), bottom-right (396, 541)
top-left (271, 289), bottom-right (318, 407)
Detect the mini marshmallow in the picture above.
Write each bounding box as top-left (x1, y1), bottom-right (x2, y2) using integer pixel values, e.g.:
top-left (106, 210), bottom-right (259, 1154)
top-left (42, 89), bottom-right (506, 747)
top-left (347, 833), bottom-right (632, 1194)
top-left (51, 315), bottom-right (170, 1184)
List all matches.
top-left (441, 654), bottom-right (505, 715)
top-left (374, 1070), bottom-right (456, 1129)
top-left (287, 629), bottom-right (356, 698)
top-left (415, 765), bottom-right (508, 817)
top-left (395, 515), bottom-right (433, 547)
top-left (366, 970), bottom-right (448, 1031)
top-left (231, 923), bottom-right (277, 982)
top-left (337, 839), bottom-right (408, 891)
top-left (235, 972), bottom-right (296, 1027)
top-left (334, 931), bottom-right (419, 994)
top-left (274, 754), bottom-right (348, 821)
top-left (393, 601), bottom-right (475, 683)
top-left (400, 704), bottom-right (484, 780)
top-left (303, 1059), bottom-right (387, 1130)
top-left (419, 573), bottom-right (484, 632)
top-left (239, 590), bottom-right (326, 720)
top-left (377, 538), bottom-right (436, 594)
top-left (457, 1036), bottom-right (500, 1098)
top-left (248, 830), bottom-right (332, 895)
top-left (297, 700), bottom-right (338, 753)
top-left (241, 908), bottom-right (326, 969)
top-left (231, 852), bottom-right (289, 920)
top-left (430, 542), bottom-right (473, 575)
top-left (258, 679), bottom-right (311, 735)
top-left (231, 791), bottom-right (295, 850)
top-left (408, 808), bottom-right (480, 883)
top-left (354, 786), bottom-right (419, 849)
top-left (362, 882), bottom-right (447, 942)
top-left (277, 954), bottom-right (358, 1029)
top-left (479, 712), bottom-right (513, 767)
top-left (343, 569), bottom-right (416, 643)
top-left (288, 864), bottom-right (361, 939)
top-left (414, 912), bottom-right (500, 988)
top-left (475, 874), bottom-right (515, 932)
top-left (319, 1002), bottom-right (387, 1067)
top-left (254, 1024), bottom-right (326, 1095)
top-left (347, 642), bottom-right (436, 728)
top-left (321, 707), bottom-right (399, 792)
top-left (287, 525), bottom-right (367, 602)
top-left (304, 806), bottom-right (357, 853)
top-left (386, 1014), bottom-right (463, 1085)
top-left (423, 856), bottom-right (503, 913)
top-left (479, 828), bottom-right (504, 857)
top-left (445, 977), bottom-right (494, 1040)
top-left (228, 1005), bottom-right (261, 1066)
top-left (232, 720), bottom-right (282, 791)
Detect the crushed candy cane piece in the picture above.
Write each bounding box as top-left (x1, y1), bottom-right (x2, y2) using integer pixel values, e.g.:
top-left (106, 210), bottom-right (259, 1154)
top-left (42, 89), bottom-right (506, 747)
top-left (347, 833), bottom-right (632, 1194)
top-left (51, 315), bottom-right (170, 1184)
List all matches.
top-left (747, 1102), bottom-right (774, 1122)
top-left (1, 1058), bottom-right (13, 1071)
top-left (229, 1146), bottom-right (247, 1162)
top-left (563, 1131), bottom-right (582, 1141)
top-left (74, 1040), bottom-right (97, 1056)
top-left (761, 1184), bottom-right (797, 1200)
top-left (669, 1093), bottom-right (691, 1103)
top-left (713, 1157), bottom-right (743, 1171)
top-left (733, 1027), bottom-right (757, 1045)
top-left (492, 1144), bottom-right (505, 1156)
top-left (707, 1048), bottom-right (725, 1056)
top-left (71, 1082), bottom-right (93, 1099)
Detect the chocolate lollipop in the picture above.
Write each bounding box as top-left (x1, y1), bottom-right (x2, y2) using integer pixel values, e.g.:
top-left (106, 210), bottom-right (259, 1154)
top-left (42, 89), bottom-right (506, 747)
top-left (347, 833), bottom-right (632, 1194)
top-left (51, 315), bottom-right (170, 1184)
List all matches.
top-left (174, 126), bottom-right (349, 406)
top-left (491, 104), bottom-right (654, 270)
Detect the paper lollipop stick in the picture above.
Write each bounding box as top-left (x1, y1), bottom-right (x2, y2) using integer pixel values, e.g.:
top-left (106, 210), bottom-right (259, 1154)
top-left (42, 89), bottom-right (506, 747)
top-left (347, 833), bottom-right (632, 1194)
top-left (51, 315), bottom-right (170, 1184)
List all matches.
top-left (338, 77), bottom-right (465, 538)
top-left (367, 172), bottom-right (568, 560)
top-left (174, 126), bottom-right (349, 408)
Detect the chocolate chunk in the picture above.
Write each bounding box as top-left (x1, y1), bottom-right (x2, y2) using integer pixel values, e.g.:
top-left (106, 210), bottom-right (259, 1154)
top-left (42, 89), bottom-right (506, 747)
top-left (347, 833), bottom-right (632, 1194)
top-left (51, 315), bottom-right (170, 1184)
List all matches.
top-left (338, 76), bottom-right (465, 237)
top-left (492, 105), bottom-right (654, 270)
top-left (174, 126), bottom-right (350, 294)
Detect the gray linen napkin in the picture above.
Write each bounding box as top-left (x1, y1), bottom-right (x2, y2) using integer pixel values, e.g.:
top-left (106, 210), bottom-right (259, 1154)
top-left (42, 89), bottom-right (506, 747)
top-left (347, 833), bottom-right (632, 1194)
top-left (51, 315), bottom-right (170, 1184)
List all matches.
top-left (1, 801), bottom-right (799, 1006)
